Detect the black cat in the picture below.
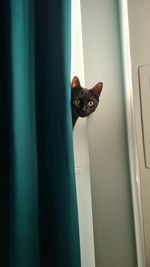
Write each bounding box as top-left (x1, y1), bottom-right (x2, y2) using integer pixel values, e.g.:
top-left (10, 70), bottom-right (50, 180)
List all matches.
top-left (71, 76), bottom-right (103, 127)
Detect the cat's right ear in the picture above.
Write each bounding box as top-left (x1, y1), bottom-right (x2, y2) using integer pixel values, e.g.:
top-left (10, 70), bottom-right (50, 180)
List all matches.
top-left (91, 82), bottom-right (103, 98)
top-left (71, 76), bottom-right (80, 90)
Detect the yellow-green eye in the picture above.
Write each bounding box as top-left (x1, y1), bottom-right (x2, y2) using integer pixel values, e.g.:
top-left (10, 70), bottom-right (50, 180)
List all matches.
top-left (88, 101), bottom-right (94, 107)
top-left (74, 99), bottom-right (80, 106)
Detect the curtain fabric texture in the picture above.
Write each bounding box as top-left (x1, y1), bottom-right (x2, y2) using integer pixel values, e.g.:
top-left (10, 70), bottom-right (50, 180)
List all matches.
top-left (0, 0), bottom-right (81, 266)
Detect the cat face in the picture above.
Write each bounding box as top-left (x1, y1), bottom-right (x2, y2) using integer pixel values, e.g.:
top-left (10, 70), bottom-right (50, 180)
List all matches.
top-left (71, 76), bottom-right (103, 118)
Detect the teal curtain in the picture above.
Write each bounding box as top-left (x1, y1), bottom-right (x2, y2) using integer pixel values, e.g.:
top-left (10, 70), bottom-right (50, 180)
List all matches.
top-left (0, 0), bottom-right (81, 267)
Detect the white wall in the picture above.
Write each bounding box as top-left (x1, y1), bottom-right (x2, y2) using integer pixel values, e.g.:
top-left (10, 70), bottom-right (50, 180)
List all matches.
top-left (80, 0), bottom-right (137, 266)
top-left (126, 1), bottom-right (150, 266)
top-left (71, 0), bottom-right (95, 266)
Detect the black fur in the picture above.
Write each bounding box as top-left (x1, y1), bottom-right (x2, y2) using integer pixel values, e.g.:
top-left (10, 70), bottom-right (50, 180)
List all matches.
top-left (71, 77), bottom-right (103, 128)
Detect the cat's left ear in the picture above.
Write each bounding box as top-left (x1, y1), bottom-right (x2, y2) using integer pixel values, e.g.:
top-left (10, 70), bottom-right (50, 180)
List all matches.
top-left (71, 76), bottom-right (81, 90)
top-left (91, 82), bottom-right (103, 98)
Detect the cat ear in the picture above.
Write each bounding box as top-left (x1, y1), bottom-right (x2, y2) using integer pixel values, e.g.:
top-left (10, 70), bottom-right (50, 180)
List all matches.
top-left (91, 82), bottom-right (103, 98)
top-left (71, 76), bottom-right (81, 90)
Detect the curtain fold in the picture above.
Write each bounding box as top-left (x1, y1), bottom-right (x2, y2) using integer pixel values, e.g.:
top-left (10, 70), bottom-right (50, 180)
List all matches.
top-left (0, 1), bottom-right (11, 266)
top-left (0, 0), bottom-right (81, 266)
top-left (10, 0), bottom-right (40, 266)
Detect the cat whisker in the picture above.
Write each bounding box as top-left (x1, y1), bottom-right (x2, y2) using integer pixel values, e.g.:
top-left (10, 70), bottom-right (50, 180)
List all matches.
top-left (87, 114), bottom-right (97, 127)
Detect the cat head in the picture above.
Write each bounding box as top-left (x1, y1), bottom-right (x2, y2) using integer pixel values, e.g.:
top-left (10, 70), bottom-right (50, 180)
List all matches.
top-left (71, 76), bottom-right (103, 118)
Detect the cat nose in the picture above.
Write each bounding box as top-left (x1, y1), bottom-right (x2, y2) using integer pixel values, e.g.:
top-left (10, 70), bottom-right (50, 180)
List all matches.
top-left (82, 106), bottom-right (86, 112)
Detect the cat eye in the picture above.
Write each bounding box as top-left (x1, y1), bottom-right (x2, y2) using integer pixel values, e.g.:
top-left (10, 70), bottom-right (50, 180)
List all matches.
top-left (88, 101), bottom-right (94, 107)
top-left (74, 99), bottom-right (80, 106)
